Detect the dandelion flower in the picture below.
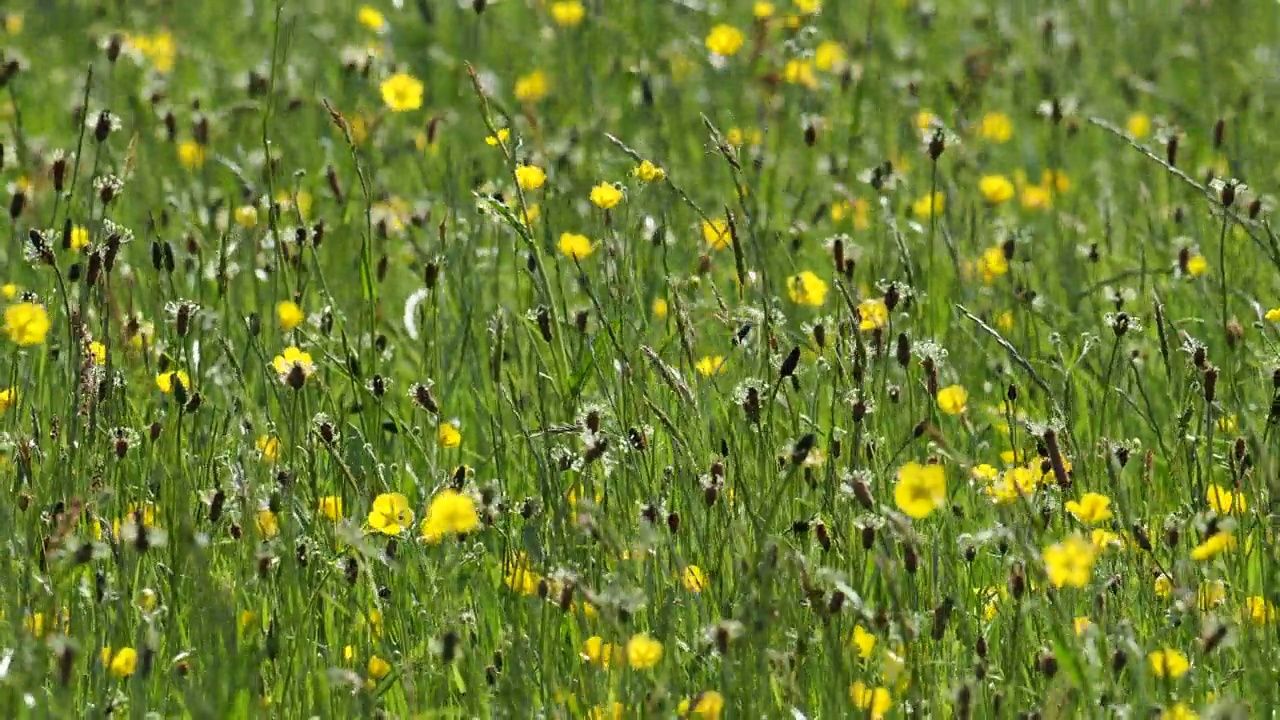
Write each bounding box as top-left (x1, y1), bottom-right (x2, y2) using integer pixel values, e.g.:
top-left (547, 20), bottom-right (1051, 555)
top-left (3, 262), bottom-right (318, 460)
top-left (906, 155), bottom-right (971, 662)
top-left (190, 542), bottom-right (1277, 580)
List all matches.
top-left (515, 165), bottom-right (546, 190)
top-left (4, 302), bottom-right (50, 346)
top-left (652, 298), bottom-right (668, 319)
top-left (558, 232), bottom-right (593, 260)
top-left (0, 387), bottom-right (15, 413)
top-left (978, 246), bottom-right (1009, 283)
top-left (753, 2), bottom-right (775, 18)
top-left (589, 183), bottom-right (623, 210)
top-left (1065, 492), bottom-right (1113, 524)
top-left (786, 271), bottom-right (828, 306)
top-left (893, 462), bottom-right (946, 519)
top-left (705, 24), bottom-right (744, 57)
top-left (936, 385), bottom-right (968, 415)
top-left (1148, 648), bottom-right (1190, 679)
top-left (625, 633), bottom-right (663, 669)
top-left (1159, 704), bottom-right (1199, 720)
top-left (1073, 617), bottom-right (1092, 635)
top-left (1205, 484), bottom-right (1245, 514)
top-left (367, 492), bottom-right (414, 535)
top-left (367, 655), bottom-right (392, 683)
top-left (1265, 307), bottom-right (1280, 321)
top-left (380, 72), bottom-right (424, 112)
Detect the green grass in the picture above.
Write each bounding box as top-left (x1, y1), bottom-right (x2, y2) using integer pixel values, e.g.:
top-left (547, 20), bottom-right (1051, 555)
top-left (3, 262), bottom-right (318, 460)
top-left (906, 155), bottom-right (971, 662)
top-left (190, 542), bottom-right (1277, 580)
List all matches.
top-left (2, 0), bottom-right (1280, 717)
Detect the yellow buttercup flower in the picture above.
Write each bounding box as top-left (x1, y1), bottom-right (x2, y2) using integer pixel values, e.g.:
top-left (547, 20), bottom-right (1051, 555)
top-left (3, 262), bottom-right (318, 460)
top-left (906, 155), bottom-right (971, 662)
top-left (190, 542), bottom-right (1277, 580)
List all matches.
top-left (582, 636), bottom-right (620, 669)
top-left (1073, 617), bottom-right (1092, 635)
top-left (276, 301), bottom-right (304, 331)
top-left (652, 298), bottom-right (669, 319)
top-left (857, 298), bottom-right (888, 331)
top-left (70, 225), bottom-right (90, 251)
top-left (514, 69), bottom-right (550, 104)
top-left (106, 647), bottom-right (138, 677)
top-left (979, 112), bottom-right (1013, 143)
top-left (235, 205), bottom-right (259, 229)
top-left (814, 41), bottom-right (845, 72)
top-left (705, 24), bottom-right (745, 57)
top-left (1205, 484), bottom-right (1246, 514)
top-left (0, 387), bottom-right (15, 413)
top-left (485, 128), bottom-right (510, 147)
top-left (357, 6), bottom-right (386, 31)
top-left (1190, 532), bottom-right (1234, 561)
top-left (978, 246), bottom-right (1009, 284)
top-left (912, 191), bottom-right (945, 219)
top-left (695, 356), bottom-right (726, 377)
top-left (256, 435), bottom-right (281, 463)
top-left (437, 422), bottom-right (462, 448)
top-left (1127, 112), bottom-right (1152, 139)
top-left (549, 1), bottom-right (586, 27)
top-left (515, 165), bottom-right (546, 191)
top-left (633, 160), bottom-right (666, 183)
top-left (256, 509), bottom-right (280, 538)
top-left (271, 346), bottom-right (316, 386)
top-left (702, 217), bottom-right (731, 249)
top-left (678, 691), bottom-right (725, 719)
top-left (4, 302), bottom-right (51, 346)
top-left (849, 682), bottom-right (892, 719)
top-left (936, 385), bottom-right (968, 415)
top-left (625, 633), bottom-right (663, 669)
top-left (894, 462), bottom-right (946, 519)
top-left (1043, 534), bottom-right (1097, 588)
top-left (681, 565), bottom-right (707, 592)
top-left (1185, 254), bottom-right (1208, 278)
top-left (1147, 648), bottom-right (1190, 679)
top-left (156, 370), bottom-right (191, 394)
top-left (753, 2), bottom-right (775, 18)
top-left (421, 489), bottom-right (479, 542)
top-left (558, 232), bottom-right (593, 260)
top-left (318, 496), bottom-right (344, 522)
top-left (177, 140), bottom-right (206, 170)
top-left (367, 655), bottom-right (392, 681)
top-left (1159, 704), bottom-right (1199, 720)
top-left (787, 271), bottom-right (828, 306)
top-left (850, 625), bottom-right (876, 658)
top-left (1065, 492), bottom-right (1113, 524)
top-left (380, 72), bottom-right (424, 112)
top-left (979, 175), bottom-right (1015, 204)
top-left (783, 59), bottom-right (817, 88)
top-left (589, 183), bottom-right (623, 210)
top-left (87, 341), bottom-right (106, 364)
top-left (367, 492), bottom-right (414, 535)
top-left (1244, 596), bottom-right (1277, 624)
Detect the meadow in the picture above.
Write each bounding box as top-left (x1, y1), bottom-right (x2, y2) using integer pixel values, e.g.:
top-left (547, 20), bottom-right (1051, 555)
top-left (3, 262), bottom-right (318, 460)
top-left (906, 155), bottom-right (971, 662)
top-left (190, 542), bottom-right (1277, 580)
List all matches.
top-left (1, 0), bottom-right (1278, 717)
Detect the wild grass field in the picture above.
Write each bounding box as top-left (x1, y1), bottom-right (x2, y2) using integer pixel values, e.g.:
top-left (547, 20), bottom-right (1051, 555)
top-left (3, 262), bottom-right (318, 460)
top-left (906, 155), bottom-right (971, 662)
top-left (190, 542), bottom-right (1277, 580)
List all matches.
top-left (1, 0), bottom-right (1279, 717)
